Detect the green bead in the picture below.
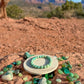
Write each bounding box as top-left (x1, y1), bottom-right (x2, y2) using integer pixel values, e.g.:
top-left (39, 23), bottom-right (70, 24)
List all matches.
top-left (23, 77), bottom-right (28, 81)
top-left (49, 74), bottom-right (53, 78)
top-left (74, 73), bottom-right (79, 79)
top-left (16, 61), bottom-right (22, 65)
top-left (33, 78), bottom-right (39, 81)
top-left (66, 76), bottom-right (77, 82)
top-left (57, 57), bottom-right (63, 61)
top-left (47, 80), bottom-right (52, 84)
top-left (25, 81), bottom-right (32, 84)
top-left (18, 73), bottom-right (23, 77)
top-left (69, 73), bottom-right (74, 77)
top-left (24, 52), bottom-right (30, 58)
top-left (62, 56), bottom-right (68, 60)
top-left (78, 64), bottom-right (82, 67)
top-left (7, 65), bottom-right (13, 68)
top-left (0, 71), bottom-right (4, 75)
top-left (3, 67), bottom-right (8, 72)
top-left (62, 63), bottom-right (68, 67)
top-left (13, 62), bottom-right (16, 65)
top-left (58, 69), bottom-right (64, 74)
top-left (75, 81), bottom-right (81, 84)
top-left (56, 79), bottom-right (62, 83)
top-left (64, 69), bottom-right (70, 74)
top-left (45, 74), bottom-right (48, 80)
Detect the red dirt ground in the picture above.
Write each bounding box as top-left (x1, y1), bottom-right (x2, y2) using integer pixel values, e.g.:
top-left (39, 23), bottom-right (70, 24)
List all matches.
top-left (0, 17), bottom-right (84, 84)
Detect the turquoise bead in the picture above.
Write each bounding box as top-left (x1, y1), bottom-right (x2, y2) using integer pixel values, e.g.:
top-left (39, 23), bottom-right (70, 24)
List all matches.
top-left (7, 65), bottom-right (13, 68)
top-left (16, 61), bottom-right (22, 65)
top-left (64, 69), bottom-right (70, 74)
top-left (75, 81), bottom-right (81, 84)
top-left (24, 52), bottom-right (30, 58)
top-left (13, 62), bottom-right (16, 65)
top-left (3, 67), bottom-right (8, 72)
top-left (0, 71), bottom-right (4, 75)
top-left (62, 56), bottom-right (68, 60)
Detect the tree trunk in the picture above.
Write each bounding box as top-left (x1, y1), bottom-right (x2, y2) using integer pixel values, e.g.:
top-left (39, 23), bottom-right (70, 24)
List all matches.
top-left (0, 0), bottom-right (10, 18)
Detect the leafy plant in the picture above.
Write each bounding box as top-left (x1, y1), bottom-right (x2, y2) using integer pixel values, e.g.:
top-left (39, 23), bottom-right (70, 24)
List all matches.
top-left (7, 5), bottom-right (24, 19)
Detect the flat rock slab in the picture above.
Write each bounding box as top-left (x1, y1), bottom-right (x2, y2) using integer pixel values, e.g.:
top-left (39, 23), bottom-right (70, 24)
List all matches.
top-left (23, 55), bottom-right (58, 75)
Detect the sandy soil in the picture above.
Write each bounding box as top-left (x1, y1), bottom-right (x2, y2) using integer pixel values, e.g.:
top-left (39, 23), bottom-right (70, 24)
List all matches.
top-left (0, 17), bottom-right (84, 84)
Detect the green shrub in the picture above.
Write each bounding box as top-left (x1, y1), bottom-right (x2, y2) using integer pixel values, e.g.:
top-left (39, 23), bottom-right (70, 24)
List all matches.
top-left (47, 0), bottom-right (84, 18)
top-left (7, 5), bottom-right (24, 19)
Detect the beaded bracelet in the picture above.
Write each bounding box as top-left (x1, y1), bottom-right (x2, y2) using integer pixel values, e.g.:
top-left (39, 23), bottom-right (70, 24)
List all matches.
top-left (31, 55), bottom-right (52, 69)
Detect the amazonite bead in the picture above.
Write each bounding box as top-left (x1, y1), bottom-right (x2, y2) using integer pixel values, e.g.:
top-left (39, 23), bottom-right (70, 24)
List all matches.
top-left (3, 67), bottom-right (8, 72)
top-left (16, 61), bottom-right (22, 65)
top-left (7, 65), bottom-right (13, 69)
top-left (56, 79), bottom-right (62, 83)
top-left (18, 73), bottom-right (23, 77)
top-left (69, 73), bottom-right (74, 77)
top-left (75, 81), bottom-right (81, 84)
top-left (58, 69), bottom-right (64, 74)
top-left (23, 77), bottom-right (28, 81)
top-left (74, 73), bottom-right (79, 79)
top-left (25, 81), bottom-right (32, 84)
top-left (0, 71), bottom-right (4, 75)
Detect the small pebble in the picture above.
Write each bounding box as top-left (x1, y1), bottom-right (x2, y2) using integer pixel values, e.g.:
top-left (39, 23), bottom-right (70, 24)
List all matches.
top-left (56, 79), bottom-right (62, 83)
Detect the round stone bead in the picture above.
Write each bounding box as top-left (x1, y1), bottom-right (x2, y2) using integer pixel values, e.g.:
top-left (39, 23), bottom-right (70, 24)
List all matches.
top-left (47, 80), bottom-right (52, 84)
top-left (62, 63), bottom-right (68, 67)
top-left (69, 73), bottom-right (74, 77)
top-left (3, 67), bottom-right (8, 72)
top-left (16, 61), bottom-right (22, 65)
top-left (56, 79), bottom-right (62, 83)
top-left (74, 73), bottom-right (79, 79)
top-left (14, 70), bottom-right (20, 75)
top-left (25, 81), bottom-right (32, 84)
top-left (64, 69), bottom-right (70, 74)
top-left (18, 73), bottom-right (23, 77)
top-left (75, 81), bottom-right (81, 84)
top-left (13, 62), bottom-right (16, 65)
top-left (0, 71), bottom-right (4, 75)
top-left (23, 77), bottom-right (28, 81)
top-left (58, 69), bottom-right (64, 74)
top-left (7, 65), bottom-right (13, 69)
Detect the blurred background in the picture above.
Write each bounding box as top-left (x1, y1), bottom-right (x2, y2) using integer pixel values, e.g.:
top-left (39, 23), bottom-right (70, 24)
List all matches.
top-left (7, 0), bottom-right (84, 19)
